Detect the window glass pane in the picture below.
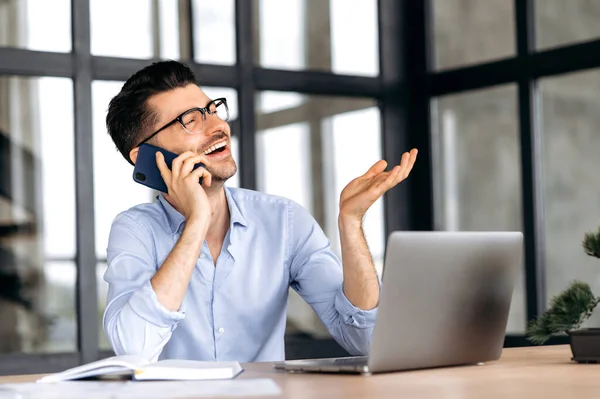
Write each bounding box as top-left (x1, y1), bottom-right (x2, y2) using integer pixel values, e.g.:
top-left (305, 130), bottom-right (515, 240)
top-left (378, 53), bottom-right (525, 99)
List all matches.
top-left (432, 0), bottom-right (515, 71)
top-left (0, 76), bottom-right (76, 353)
top-left (432, 85), bottom-right (526, 333)
top-left (158, 0), bottom-right (181, 60)
top-left (540, 69), bottom-right (600, 327)
top-left (91, 0), bottom-right (179, 59)
top-left (97, 262), bottom-right (111, 350)
top-left (536, 0), bottom-right (600, 50)
top-left (256, 0), bottom-right (379, 76)
top-left (43, 262), bottom-right (76, 353)
top-left (192, 0), bottom-right (236, 65)
top-left (329, 0), bottom-right (378, 76)
top-left (258, 92), bottom-right (306, 114)
top-left (256, 92), bottom-right (383, 337)
top-left (92, 81), bottom-right (155, 260)
top-left (0, 0), bottom-right (71, 52)
top-left (257, 122), bottom-right (313, 211)
top-left (227, 135), bottom-right (240, 189)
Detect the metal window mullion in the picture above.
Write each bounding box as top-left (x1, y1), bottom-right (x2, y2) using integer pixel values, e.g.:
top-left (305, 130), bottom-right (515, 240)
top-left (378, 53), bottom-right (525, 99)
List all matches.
top-left (431, 39), bottom-right (600, 97)
top-left (180, 0), bottom-right (193, 61)
top-left (235, 0), bottom-right (257, 190)
top-left (378, 0), bottom-right (409, 235)
top-left (72, 0), bottom-right (99, 365)
top-left (404, 0), bottom-right (434, 232)
top-left (254, 68), bottom-right (381, 97)
top-left (515, 0), bottom-right (546, 323)
top-left (378, 0), bottom-right (434, 237)
top-left (0, 48), bottom-right (73, 77)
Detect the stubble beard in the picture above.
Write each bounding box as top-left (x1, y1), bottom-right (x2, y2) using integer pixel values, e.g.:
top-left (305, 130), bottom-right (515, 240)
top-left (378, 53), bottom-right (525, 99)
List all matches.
top-left (209, 157), bottom-right (238, 182)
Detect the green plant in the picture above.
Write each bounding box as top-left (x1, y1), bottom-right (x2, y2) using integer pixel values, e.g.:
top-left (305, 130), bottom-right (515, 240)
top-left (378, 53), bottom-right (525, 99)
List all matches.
top-left (526, 227), bottom-right (600, 344)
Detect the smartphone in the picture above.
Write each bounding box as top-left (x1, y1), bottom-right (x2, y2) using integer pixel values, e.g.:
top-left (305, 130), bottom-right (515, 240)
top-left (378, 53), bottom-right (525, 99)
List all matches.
top-left (132, 143), bottom-right (205, 193)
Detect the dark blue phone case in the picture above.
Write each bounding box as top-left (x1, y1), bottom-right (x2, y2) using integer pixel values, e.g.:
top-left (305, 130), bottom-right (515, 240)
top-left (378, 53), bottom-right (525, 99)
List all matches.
top-left (133, 143), bottom-right (205, 193)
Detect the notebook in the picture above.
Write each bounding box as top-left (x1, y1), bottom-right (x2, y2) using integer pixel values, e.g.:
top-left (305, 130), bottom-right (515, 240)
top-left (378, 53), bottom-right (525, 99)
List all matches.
top-left (37, 355), bottom-right (243, 383)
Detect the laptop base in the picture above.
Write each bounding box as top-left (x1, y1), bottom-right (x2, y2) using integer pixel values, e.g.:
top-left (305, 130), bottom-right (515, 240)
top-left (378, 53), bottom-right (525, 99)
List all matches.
top-left (274, 356), bottom-right (370, 374)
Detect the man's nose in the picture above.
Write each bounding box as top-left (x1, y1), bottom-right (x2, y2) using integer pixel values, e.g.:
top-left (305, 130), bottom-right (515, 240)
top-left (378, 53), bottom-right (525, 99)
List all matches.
top-left (204, 113), bottom-right (227, 135)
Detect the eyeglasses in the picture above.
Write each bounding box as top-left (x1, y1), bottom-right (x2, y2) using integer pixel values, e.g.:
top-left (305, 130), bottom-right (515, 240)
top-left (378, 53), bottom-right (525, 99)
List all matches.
top-left (137, 98), bottom-right (229, 147)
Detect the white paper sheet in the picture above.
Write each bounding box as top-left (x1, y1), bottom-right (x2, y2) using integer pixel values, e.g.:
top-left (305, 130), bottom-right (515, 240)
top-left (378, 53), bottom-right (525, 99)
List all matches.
top-left (0, 378), bottom-right (281, 398)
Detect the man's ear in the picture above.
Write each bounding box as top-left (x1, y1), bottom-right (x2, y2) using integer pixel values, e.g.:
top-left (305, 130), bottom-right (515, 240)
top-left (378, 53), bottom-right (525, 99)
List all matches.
top-left (129, 147), bottom-right (140, 164)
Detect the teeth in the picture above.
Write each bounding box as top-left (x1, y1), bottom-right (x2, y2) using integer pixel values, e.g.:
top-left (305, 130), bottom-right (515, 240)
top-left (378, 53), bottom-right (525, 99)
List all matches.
top-left (203, 141), bottom-right (226, 155)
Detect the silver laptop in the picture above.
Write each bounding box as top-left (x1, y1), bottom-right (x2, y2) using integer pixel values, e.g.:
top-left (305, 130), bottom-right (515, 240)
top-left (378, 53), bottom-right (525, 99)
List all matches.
top-left (274, 231), bottom-right (523, 374)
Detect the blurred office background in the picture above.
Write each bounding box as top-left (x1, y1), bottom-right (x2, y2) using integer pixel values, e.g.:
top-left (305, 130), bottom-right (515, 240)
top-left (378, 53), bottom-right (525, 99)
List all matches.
top-left (0, 0), bottom-right (599, 374)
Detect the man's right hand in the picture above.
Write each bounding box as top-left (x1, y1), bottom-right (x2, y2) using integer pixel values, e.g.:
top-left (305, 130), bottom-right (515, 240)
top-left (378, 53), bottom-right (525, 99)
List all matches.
top-left (156, 151), bottom-right (212, 223)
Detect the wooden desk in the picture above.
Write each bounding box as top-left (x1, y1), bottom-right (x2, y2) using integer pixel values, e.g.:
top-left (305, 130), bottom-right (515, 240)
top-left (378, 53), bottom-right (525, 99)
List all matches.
top-left (1, 345), bottom-right (599, 398)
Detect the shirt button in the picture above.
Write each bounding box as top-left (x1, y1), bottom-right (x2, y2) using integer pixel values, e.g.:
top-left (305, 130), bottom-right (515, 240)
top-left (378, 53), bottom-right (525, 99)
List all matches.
top-left (200, 253), bottom-right (205, 259)
top-left (218, 327), bottom-right (225, 335)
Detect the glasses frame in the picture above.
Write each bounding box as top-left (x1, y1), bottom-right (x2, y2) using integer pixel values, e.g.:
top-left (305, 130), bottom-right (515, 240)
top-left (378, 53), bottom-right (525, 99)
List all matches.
top-left (137, 97), bottom-right (229, 148)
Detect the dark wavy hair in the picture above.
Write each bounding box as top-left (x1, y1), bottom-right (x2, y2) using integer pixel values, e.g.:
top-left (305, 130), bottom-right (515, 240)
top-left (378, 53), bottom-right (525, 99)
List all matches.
top-left (106, 60), bottom-right (196, 164)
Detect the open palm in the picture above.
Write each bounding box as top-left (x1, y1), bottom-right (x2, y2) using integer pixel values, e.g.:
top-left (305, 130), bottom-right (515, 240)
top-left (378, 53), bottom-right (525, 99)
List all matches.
top-left (339, 149), bottom-right (418, 221)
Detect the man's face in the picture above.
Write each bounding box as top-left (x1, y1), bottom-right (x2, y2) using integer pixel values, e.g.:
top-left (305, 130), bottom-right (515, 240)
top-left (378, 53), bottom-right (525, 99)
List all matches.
top-left (141, 83), bottom-right (236, 182)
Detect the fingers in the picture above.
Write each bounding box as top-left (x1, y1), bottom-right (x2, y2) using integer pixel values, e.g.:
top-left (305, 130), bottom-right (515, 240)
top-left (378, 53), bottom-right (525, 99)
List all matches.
top-left (403, 148), bottom-right (418, 179)
top-left (155, 152), bottom-right (172, 189)
top-left (377, 165), bottom-right (402, 192)
top-left (188, 166), bottom-right (213, 188)
top-left (171, 151), bottom-right (209, 182)
top-left (364, 160), bottom-right (387, 177)
top-left (384, 148), bottom-right (418, 185)
top-left (365, 148), bottom-right (417, 180)
top-left (170, 151), bottom-right (197, 181)
top-left (400, 151), bottom-right (410, 170)
top-left (181, 154), bottom-right (209, 177)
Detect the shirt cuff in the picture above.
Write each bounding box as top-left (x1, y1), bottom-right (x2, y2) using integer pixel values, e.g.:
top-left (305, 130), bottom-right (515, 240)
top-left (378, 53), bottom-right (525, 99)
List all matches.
top-left (334, 278), bottom-right (380, 328)
top-left (128, 280), bottom-right (186, 328)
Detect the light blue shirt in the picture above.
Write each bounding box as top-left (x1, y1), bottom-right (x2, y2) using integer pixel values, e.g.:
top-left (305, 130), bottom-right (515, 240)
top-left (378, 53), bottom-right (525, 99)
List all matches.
top-left (103, 186), bottom-right (378, 362)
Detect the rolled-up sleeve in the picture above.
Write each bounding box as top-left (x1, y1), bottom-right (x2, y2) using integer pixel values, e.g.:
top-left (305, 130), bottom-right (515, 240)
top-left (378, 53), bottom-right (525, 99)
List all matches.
top-left (334, 286), bottom-right (378, 328)
top-left (102, 212), bottom-right (185, 361)
top-left (287, 201), bottom-right (379, 356)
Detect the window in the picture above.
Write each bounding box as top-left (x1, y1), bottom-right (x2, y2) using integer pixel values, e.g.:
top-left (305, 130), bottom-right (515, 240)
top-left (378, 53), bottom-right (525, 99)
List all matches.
top-left (192, 0), bottom-right (236, 65)
top-left (432, 0), bottom-right (515, 70)
top-left (0, 76), bottom-right (76, 353)
top-left (90, 0), bottom-right (179, 59)
top-left (432, 85), bottom-right (526, 333)
top-left (256, 92), bottom-right (383, 337)
top-left (0, 0), bottom-right (71, 52)
top-left (536, 0), bottom-right (600, 50)
top-left (539, 69), bottom-right (600, 326)
top-left (256, 0), bottom-right (379, 76)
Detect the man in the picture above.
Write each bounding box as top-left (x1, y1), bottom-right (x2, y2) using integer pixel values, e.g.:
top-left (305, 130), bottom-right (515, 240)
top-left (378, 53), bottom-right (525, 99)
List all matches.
top-left (102, 60), bottom-right (417, 363)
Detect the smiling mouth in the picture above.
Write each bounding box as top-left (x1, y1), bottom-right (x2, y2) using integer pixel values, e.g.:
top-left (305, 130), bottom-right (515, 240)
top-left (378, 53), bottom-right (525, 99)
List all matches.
top-left (202, 141), bottom-right (227, 156)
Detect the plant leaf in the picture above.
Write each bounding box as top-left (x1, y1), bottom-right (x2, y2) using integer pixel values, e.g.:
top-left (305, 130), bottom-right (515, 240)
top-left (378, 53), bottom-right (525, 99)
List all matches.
top-left (583, 227), bottom-right (600, 259)
top-left (526, 281), bottom-right (599, 344)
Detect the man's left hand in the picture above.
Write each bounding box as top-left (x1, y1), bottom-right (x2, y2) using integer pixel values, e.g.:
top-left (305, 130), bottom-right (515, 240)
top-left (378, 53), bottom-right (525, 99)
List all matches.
top-left (339, 148), bottom-right (418, 223)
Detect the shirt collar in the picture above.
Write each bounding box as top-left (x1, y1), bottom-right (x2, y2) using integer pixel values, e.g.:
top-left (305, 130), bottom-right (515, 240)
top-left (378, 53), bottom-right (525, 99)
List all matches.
top-left (223, 186), bottom-right (248, 228)
top-left (158, 186), bottom-right (247, 235)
